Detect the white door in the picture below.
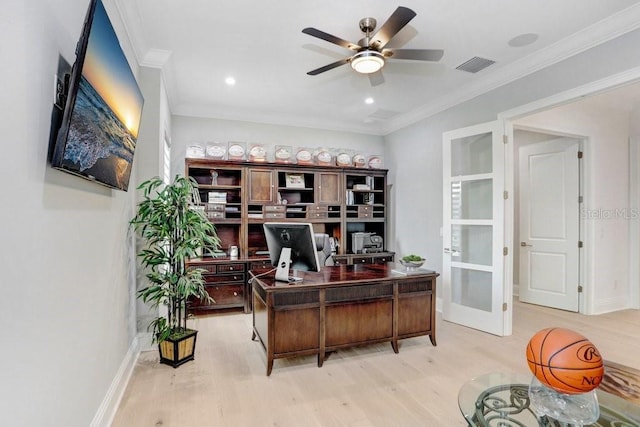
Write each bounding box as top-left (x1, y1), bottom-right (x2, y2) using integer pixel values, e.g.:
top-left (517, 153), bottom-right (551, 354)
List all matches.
top-left (443, 121), bottom-right (510, 336)
top-left (518, 139), bottom-right (580, 311)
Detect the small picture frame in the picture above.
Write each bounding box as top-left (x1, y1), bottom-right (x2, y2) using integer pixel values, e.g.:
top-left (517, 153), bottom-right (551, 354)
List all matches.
top-left (285, 173), bottom-right (305, 188)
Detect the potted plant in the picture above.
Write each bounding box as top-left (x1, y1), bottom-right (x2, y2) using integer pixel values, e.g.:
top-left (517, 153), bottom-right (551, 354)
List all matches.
top-left (131, 175), bottom-right (220, 368)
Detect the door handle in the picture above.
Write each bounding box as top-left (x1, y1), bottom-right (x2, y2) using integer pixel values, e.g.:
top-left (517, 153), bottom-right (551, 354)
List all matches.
top-left (520, 242), bottom-right (533, 247)
top-left (444, 248), bottom-right (451, 253)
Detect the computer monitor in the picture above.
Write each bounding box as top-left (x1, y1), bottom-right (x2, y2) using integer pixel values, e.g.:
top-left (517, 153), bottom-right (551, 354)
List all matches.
top-left (263, 222), bottom-right (321, 282)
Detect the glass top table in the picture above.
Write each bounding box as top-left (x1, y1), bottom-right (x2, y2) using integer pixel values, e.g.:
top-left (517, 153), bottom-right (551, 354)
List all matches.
top-left (458, 372), bottom-right (640, 426)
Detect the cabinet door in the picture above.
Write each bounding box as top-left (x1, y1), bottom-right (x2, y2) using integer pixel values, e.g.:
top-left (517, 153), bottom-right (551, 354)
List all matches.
top-left (248, 168), bottom-right (275, 203)
top-left (317, 171), bottom-right (341, 204)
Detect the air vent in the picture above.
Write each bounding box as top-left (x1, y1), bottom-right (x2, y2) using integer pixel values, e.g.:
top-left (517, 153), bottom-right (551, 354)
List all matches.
top-left (368, 109), bottom-right (401, 120)
top-left (456, 56), bottom-right (495, 73)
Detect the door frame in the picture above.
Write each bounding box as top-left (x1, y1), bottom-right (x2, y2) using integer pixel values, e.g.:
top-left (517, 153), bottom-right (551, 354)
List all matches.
top-left (498, 66), bottom-right (640, 313)
top-left (504, 121), bottom-right (592, 313)
top-left (514, 127), bottom-right (585, 312)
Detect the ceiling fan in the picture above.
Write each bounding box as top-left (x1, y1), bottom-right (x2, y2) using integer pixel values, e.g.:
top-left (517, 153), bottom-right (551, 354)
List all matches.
top-left (302, 6), bottom-right (443, 86)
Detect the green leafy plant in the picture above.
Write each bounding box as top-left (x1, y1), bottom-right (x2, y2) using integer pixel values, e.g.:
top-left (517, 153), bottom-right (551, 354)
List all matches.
top-left (130, 175), bottom-right (220, 343)
top-left (402, 254), bottom-right (424, 262)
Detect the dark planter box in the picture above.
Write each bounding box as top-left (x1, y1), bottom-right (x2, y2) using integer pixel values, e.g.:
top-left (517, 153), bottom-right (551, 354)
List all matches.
top-left (158, 329), bottom-right (198, 368)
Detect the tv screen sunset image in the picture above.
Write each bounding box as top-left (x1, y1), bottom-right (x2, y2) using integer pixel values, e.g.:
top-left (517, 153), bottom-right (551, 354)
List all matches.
top-left (61, 0), bottom-right (144, 191)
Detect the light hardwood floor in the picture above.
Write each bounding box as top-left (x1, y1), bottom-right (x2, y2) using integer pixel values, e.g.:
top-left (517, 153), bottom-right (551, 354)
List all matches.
top-left (112, 301), bottom-right (640, 426)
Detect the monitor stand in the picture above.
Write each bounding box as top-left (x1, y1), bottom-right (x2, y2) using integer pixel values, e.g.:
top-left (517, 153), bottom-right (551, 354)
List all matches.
top-left (275, 248), bottom-right (303, 283)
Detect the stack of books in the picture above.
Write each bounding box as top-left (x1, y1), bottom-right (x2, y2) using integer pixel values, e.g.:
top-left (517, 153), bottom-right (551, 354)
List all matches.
top-left (208, 191), bottom-right (227, 204)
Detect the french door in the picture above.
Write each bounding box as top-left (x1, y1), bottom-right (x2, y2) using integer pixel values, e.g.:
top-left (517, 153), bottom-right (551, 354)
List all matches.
top-left (442, 121), bottom-right (511, 336)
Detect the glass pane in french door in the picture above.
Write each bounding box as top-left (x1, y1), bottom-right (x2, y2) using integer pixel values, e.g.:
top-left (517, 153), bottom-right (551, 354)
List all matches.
top-left (451, 224), bottom-right (492, 265)
top-left (451, 132), bottom-right (492, 176)
top-left (450, 267), bottom-right (492, 312)
top-left (451, 179), bottom-right (493, 220)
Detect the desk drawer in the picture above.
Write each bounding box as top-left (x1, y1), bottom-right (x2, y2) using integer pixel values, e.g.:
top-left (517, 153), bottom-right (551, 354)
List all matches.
top-left (264, 205), bottom-right (286, 213)
top-left (217, 263), bottom-right (246, 273)
top-left (307, 211), bottom-right (328, 219)
top-left (204, 284), bottom-right (244, 306)
top-left (374, 254), bottom-right (394, 263)
top-left (332, 256), bottom-right (349, 266)
top-left (249, 259), bottom-right (272, 270)
top-left (352, 256), bottom-right (374, 264)
top-left (204, 272), bottom-right (245, 284)
top-left (265, 212), bottom-right (286, 219)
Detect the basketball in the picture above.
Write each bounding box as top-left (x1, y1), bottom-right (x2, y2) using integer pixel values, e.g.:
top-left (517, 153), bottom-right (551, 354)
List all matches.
top-left (526, 327), bottom-right (604, 394)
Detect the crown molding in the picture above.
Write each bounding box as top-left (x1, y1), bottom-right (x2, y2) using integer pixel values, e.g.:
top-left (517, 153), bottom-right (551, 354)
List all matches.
top-left (140, 49), bottom-right (172, 68)
top-left (382, 3), bottom-right (640, 135)
top-left (115, 1), bottom-right (640, 137)
top-left (172, 103), bottom-right (384, 136)
top-left (112, 0), bottom-right (149, 70)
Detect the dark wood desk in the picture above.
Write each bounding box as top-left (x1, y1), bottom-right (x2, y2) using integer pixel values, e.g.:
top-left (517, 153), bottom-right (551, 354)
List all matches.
top-left (250, 263), bottom-right (439, 375)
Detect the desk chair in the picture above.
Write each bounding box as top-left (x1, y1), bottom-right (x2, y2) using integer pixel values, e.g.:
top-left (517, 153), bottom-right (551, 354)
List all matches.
top-left (314, 233), bottom-right (334, 266)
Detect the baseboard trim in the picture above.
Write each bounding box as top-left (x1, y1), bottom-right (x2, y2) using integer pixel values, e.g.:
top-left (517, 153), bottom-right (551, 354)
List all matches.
top-left (90, 332), bottom-right (151, 427)
top-left (592, 295), bottom-right (631, 315)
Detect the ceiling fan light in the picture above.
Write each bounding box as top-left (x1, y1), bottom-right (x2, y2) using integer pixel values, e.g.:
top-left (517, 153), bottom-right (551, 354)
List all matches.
top-left (351, 51), bottom-right (385, 74)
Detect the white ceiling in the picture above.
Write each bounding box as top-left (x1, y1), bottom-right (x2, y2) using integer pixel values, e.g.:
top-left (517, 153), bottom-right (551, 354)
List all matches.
top-left (116, 0), bottom-right (640, 135)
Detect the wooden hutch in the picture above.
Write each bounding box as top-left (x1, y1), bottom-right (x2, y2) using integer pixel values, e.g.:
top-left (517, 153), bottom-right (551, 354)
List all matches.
top-left (185, 158), bottom-right (394, 313)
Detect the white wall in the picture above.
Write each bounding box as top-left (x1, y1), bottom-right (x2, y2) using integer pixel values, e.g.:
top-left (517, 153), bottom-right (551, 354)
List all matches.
top-left (384, 28), bottom-right (640, 305)
top-left (631, 105), bottom-right (640, 308)
top-left (0, 1), bottom-right (144, 425)
top-left (133, 67), bottom-right (172, 345)
top-left (170, 116), bottom-right (384, 178)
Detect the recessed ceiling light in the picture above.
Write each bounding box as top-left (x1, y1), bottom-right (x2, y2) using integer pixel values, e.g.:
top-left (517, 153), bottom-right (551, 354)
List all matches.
top-left (225, 76), bottom-right (236, 86)
top-left (364, 97), bottom-right (374, 105)
top-left (508, 33), bottom-right (539, 47)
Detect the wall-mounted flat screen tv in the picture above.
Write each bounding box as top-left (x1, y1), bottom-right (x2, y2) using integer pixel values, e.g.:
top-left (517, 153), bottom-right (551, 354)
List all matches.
top-left (52, 0), bottom-right (144, 191)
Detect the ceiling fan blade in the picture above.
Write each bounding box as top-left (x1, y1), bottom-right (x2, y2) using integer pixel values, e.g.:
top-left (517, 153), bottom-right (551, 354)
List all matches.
top-left (368, 71), bottom-right (385, 87)
top-left (307, 58), bottom-right (350, 75)
top-left (302, 27), bottom-right (360, 51)
top-left (385, 49), bottom-right (444, 61)
top-left (369, 6), bottom-right (416, 50)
